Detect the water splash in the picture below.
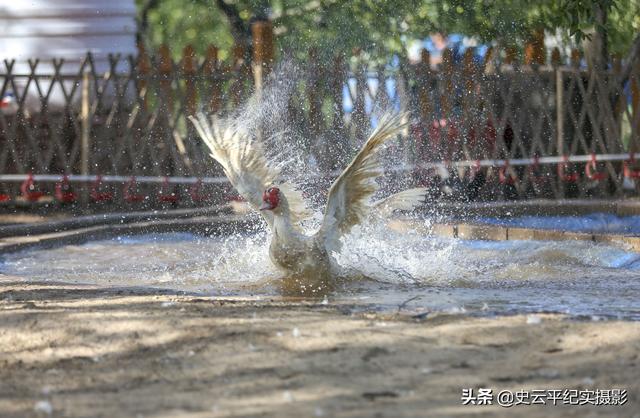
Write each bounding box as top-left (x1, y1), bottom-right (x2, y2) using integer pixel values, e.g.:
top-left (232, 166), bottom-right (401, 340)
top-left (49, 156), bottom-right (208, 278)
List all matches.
top-left (2, 216), bottom-right (640, 319)
top-left (224, 60), bottom-right (317, 194)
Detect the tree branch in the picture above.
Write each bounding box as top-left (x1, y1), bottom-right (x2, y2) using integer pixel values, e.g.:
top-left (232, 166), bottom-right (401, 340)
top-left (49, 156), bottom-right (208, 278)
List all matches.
top-left (214, 0), bottom-right (251, 44)
top-left (136, 0), bottom-right (161, 45)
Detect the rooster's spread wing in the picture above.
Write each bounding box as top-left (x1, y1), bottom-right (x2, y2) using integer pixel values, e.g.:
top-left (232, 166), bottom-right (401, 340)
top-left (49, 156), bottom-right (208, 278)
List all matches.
top-left (317, 112), bottom-right (409, 249)
top-left (373, 187), bottom-right (427, 216)
top-left (189, 113), bottom-right (310, 229)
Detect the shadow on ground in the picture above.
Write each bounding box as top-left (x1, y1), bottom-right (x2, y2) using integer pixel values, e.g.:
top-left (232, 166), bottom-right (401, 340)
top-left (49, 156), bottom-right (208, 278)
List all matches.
top-left (0, 281), bottom-right (637, 418)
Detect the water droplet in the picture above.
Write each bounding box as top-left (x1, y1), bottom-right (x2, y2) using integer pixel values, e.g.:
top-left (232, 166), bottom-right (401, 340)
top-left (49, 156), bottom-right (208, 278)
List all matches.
top-left (34, 400), bottom-right (53, 416)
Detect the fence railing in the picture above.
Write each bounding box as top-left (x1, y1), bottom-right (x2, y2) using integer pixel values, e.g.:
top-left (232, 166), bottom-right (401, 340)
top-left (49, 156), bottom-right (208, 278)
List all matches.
top-left (1, 42), bottom-right (639, 206)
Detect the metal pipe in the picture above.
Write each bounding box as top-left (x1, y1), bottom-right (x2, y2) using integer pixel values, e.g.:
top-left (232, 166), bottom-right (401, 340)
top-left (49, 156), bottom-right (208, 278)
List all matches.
top-left (0, 152), bottom-right (638, 184)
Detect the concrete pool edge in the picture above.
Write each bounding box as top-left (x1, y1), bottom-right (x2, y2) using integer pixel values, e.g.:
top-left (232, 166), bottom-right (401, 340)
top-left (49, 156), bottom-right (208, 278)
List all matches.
top-left (392, 219), bottom-right (640, 252)
top-left (429, 198), bottom-right (640, 218)
top-left (0, 205), bottom-right (229, 239)
top-left (0, 214), bottom-right (256, 254)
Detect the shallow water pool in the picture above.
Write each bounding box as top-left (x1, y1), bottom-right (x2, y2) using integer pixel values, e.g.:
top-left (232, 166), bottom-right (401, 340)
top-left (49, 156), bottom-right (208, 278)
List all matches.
top-left (2, 223), bottom-right (639, 320)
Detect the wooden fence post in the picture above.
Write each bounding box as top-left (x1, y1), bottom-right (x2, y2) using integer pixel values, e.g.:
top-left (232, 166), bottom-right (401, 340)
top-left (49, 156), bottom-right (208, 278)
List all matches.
top-left (524, 29), bottom-right (546, 67)
top-left (417, 49), bottom-right (432, 126)
top-left (462, 48), bottom-right (477, 159)
top-left (441, 48), bottom-right (453, 119)
top-left (504, 47), bottom-right (518, 67)
top-left (137, 43), bottom-right (151, 110)
top-left (204, 45), bottom-right (222, 114)
top-left (416, 49), bottom-right (431, 162)
top-left (231, 44), bottom-right (247, 107)
top-left (159, 44), bottom-right (174, 111)
top-left (570, 49), bottom-right (581, 68)
top-left (482, 46), bottom-right (496, 74)
top-left (554, 47), bottom-right (565, 158)
top-left (80, 70), bottom-right (91, 203)
top-left (440, 47), bottom-right (454, 160)
top-left (550, 47), bottom-right (561, 67)
top-left (631, 61), bottom-right (640, 152)
top-left (182, 44), bottom-right (197, 116)
top-left (251, 20), bottom-right (274, 91)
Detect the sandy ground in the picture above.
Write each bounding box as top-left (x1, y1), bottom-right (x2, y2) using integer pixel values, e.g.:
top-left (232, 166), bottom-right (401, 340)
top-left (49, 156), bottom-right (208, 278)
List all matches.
top-left (0, 281), bottom-right (638, 418)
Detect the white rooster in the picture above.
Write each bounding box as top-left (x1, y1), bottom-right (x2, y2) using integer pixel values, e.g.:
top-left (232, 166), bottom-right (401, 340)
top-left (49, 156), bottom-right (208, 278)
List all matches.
top-left (190, 112), bottom-right (426, 286)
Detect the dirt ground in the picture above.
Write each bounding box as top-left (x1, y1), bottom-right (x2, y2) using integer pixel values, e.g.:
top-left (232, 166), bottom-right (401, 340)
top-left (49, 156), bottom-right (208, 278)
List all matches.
top-left (0, 280), bottom-right (638, 418)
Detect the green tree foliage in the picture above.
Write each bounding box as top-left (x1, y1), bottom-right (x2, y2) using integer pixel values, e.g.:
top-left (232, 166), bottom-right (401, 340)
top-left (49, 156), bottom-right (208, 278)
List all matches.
top-left (136, 0), bottom-right (639, 61)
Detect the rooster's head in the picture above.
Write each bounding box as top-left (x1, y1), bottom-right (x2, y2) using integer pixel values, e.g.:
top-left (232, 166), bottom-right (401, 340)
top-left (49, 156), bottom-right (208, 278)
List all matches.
top-left (260, 186), bottom-right (280, 211)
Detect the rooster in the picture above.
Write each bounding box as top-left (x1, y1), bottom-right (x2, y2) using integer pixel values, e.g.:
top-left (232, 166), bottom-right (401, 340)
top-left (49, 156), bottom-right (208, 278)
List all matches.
top-left (190, 112), bottom-right (426, 287)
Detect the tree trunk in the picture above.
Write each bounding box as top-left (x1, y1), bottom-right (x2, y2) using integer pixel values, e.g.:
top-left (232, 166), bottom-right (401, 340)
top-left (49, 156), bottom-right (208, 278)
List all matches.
top-left (584, 2), bottom-right (608, 71)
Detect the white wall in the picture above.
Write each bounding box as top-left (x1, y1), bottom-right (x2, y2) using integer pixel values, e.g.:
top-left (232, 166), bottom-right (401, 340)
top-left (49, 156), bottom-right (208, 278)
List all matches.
top-left (0, 0), bottom-right (138, 110)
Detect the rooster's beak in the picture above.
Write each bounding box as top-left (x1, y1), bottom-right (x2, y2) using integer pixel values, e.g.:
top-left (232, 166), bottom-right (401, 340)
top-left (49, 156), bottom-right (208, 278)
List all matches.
top-left (260, 202), bottom-right (274, 211)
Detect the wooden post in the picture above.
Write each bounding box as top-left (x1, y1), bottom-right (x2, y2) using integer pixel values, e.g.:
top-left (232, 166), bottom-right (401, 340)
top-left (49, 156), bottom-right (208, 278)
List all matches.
top-left (231, 44), bottom-right (247, 107)
top-left (570, 49), bottom-right (581, 68)
top-left (504, 47), bottom-right (518, 67)
top-left (524, 29), bottom-right (546, 67)
top-left (631, 61), bottom-right (640, 152)
top-left (415, 50), bottom-right (432, 162)
top-left (81, 70), bottom-right (91, 203)
top-left (482, 46), bottom-right (496, 74)
top-left (440, 47), bottom-right (454, 161)
top-left (137, 43), bottom-right (151, 110)
top-left (204, 45), bottom-right (222, 114)
top-left (441, 48), bottom-right (453, 117)
top-left (462, 48), bottom-right (477, 159)
top-left (555, 55), bottom-right (565, 157)
top-left (251, 20), bottom-right (274, 91)
top-left (158, 44), bottom-right (174, 111)
top-left (462, 49), bottom-right (476, 100)
top-left (418, 49), bottom-right (432, 125)
top-left (551, 47), bottom-right (561, 67)
top-left (182, 44), bottom-right (197, 116)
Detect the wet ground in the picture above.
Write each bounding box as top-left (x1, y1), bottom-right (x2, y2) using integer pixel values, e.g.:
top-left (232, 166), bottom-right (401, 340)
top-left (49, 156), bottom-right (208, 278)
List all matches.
top-left (0, 281), bottom-right (637, 418)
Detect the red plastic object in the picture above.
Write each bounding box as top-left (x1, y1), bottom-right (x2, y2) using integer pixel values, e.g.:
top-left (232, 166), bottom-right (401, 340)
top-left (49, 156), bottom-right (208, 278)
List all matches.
top-left (0, 194), bottom-right (11, 202)
top-left (557, 155), bottom-right (579, 183)
top-left (20, 173), bottom-right (45, 201)
top-left (158, 177), bottom-right (179, 203)
top-left (498, 160), bottom-right (516, 185)
top-left (188, 179), bottom-right (210, 202)
top-left (55, 175), bottom-right (77, 203)
top-left (585, 153), bottom-right (607, 181)
top-left (527, 155), bottom-right (546, 186)
top-left (123, 177), bottom-right (145, 203)
top-left (90, 175), bottom-right (114, 202)
top-left (623, 153), bottom-right (640, 179)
